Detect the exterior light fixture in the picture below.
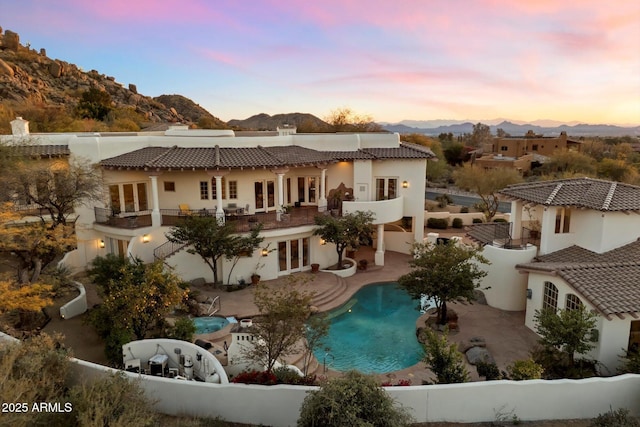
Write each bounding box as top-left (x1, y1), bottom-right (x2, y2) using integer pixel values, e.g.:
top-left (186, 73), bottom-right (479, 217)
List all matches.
top-left (261, 248), bottom-right (269, 257)
top-left (99, 239), bottom-right (105, 248)
top-left (320, 238), bottom-right (326, 245)
top-left (142, 234), bottom-right (150, 243)
top-left (402, 180), bottom-right (409, 188)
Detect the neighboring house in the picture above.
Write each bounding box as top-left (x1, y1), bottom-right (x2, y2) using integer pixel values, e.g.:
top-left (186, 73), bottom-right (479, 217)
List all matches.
top-left (476, 131), bottom-right (582, 173)
top-left (1, 118), bottom-right (434, 283)
top-left (468, 177), bottom-right (640, 373)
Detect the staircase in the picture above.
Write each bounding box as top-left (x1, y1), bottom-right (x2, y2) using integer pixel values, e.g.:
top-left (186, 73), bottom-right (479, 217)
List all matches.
top-left (310, 275), bottom-right (349, 312)
top-left (153, 240), bottom-right (188, 261)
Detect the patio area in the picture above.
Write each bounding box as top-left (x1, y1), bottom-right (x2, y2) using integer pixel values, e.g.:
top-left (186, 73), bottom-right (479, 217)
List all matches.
top-left (43, 248), bottom-right (540, 384)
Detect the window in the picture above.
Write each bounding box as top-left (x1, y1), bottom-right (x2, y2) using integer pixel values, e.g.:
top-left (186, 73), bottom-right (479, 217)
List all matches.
top-left (375, 177), bottom-right (398, 200)
top-left (296, 176), bottom-right (319, 204)
top-left (543, 281), bottom-right (558, 311)
top-left (164, 181), bottom-right (175, 192)
top-left (531, 144), bottom-right (538, 151)
top-left (109, 182), bottom-right (149, 213)
top-left (565, 294), bottom-right (582, 311)
top-left (228, 180), bottom-right (238, 199)
top-left (501, 146), bottom-right (508, 151)
top-left (555, 207), bottom-right (571, 234)
top-left (200, 181), bottom-right (209, 200)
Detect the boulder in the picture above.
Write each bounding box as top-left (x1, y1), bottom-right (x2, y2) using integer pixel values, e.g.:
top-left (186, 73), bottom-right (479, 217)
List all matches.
top-left (49, 61), bottom-right (62, 78)
top-left (465, 346), bottom-right (495, 365)
top-left (0, 58), bottom-right (14, 77)
top-left (40, 48), bottom-right (46, 56)
top-left (458, 336), bottom-right (486, 353)
top-left (128, 83), bottom-right (137, 94)
top-left (4, 30), bottom-right (20, 51)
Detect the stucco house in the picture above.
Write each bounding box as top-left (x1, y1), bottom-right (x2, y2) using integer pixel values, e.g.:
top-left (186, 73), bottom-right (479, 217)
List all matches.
top-left (468, 177), bottom-right (640, 373)
top-left (2, 118), bottom-right (434, 284)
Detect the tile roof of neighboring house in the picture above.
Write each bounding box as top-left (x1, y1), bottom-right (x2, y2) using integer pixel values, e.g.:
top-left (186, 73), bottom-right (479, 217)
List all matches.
top-left (466, 222), bottom-right (512, 246)
top-left (499, 177), bottom-right (640, 212)
top-left (516, 239), bottom-right (640, 319)
top-left (7, 144), bottom-right (70, 158)
top-left (101, 143), bottom-right (434, 170)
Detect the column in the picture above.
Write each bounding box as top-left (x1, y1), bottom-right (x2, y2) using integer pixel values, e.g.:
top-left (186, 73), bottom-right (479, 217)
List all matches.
top-left (149, 174), bottom-right (161, 227)
top-left (318, 167), bottom-right (327, 211)
top-left (511, 200), bottom-right (523, 240)
top-left (276, 172), bottom-right (285, 221)
top-left (375, 223), bottom-right (385, 266)
top-left (214, 175), bottom-right (225, 224)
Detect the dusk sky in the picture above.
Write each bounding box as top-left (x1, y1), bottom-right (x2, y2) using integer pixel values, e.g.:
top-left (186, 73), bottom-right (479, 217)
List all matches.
top-left (2, 0), bottom-right (639, 125)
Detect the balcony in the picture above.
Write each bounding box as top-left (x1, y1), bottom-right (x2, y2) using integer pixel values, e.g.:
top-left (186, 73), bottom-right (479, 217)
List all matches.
top-left (94, 206), bottom-right (318, 232)
top-left (466, 222), bottom-right (540, 249)
top-left (342, 196), bottom-right (404, 224)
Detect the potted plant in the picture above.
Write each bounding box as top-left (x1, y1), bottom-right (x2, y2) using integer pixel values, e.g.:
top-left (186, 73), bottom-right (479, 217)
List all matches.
top-left (311, 263), bottom-right (320, 273)
top-left (251, 273), bottom-right (261, 285)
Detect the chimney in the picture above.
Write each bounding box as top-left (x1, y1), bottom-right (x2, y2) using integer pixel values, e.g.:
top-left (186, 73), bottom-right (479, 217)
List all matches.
top-left (10, 117), bottom-right (29, 136)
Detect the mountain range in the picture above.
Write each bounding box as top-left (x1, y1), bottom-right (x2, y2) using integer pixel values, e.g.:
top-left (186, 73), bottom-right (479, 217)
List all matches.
top-left (381, 120), bottom-right (640, 138)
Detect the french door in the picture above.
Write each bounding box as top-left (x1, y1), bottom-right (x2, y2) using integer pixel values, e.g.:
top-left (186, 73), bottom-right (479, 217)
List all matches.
top-left (109, 182), bottom-right (148, 213)
top-left (254, 180), bottom-right (275, 212)
top-left (278, 237), bottom-right (310, 274)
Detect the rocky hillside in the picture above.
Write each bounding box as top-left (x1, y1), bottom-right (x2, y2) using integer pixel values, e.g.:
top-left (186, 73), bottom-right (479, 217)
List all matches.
top-left (0, 27), bottom-right (225, 128)
top-left (228, 112), bottom-right (329, 131)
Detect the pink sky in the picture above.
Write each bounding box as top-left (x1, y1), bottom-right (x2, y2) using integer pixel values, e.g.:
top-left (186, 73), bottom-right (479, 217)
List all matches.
top-left (2, 0), bottom-right (639, 125)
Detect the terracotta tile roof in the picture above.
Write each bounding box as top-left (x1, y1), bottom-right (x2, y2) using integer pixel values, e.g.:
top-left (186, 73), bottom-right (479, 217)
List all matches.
top-left (516, 239), bottom-right (640, 319)
top-left (466, 222), bottom-right (512, 245)
top-left (499, 177), bottom-right (640, 212)
top-left (101, 143), bottom-right (434, 170)
top-left (7, 144), bottom-right (70, 158)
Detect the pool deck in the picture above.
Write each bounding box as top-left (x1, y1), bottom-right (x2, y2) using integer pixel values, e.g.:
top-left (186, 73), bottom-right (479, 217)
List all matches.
top-left (192, 248), bottom-right (540, 384)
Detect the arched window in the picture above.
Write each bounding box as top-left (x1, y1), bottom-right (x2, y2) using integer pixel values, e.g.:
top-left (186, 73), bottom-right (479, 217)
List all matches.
top-left (565, 294), bottom-right (583, 311)
top-left (542, 281), bottom-right (558, 310)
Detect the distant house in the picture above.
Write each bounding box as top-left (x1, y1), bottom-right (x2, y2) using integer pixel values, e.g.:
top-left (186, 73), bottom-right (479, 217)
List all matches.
top-left (468, 177), bottom-right (640, 373)
top-left (476, 131), bottom-right (582, 173)
top-left (1, 118), bottom-right (434, 284)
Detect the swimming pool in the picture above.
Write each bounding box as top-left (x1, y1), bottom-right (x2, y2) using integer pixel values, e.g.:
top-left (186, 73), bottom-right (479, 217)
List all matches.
top-left (193, 316), bottom-right (236, 334)
top-left (312, 282), bottom-right (424, 374)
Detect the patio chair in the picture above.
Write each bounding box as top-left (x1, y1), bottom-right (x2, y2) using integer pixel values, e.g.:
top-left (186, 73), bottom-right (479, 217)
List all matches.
top-left (178, 204), bottom-right (190, 216)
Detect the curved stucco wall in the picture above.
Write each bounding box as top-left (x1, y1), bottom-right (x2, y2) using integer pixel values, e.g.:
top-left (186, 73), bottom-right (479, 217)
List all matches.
top-left (343, 196), bottom-right (404, 224)
top-left (480, 244), bottom-right (537, 311)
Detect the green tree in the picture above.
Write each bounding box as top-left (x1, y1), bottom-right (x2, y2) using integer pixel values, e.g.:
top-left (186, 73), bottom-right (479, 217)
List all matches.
top-left (534, 306), bottom-right (598, 367)
top-left (470, 122), bottom-right (492, 147)
top-left (398, 241), bottom-right (488, 325)
top-left (76, 87), bottom-right (113, 121)
top-left (297, 370), bottom-right (414, 427)
top-left (244, 279), bottom-right (315, 373)
top-left (443, 142), bottom-right (466, 166)
top-left (166, 215), bottom-right (263, 284)
top-left (453, 163), bottom-right (523, 221)
top-left (324, 107), bottom-right (383, 132)
top-left (8, 158), bottom-right (102, 227)
top-left (422, 329), bottom-right (469, 384)
top-left (301, 314), bottom-right (330, 376)
top-left (536, 150), bottom-right (597, 178)
top-left (89, 257), bottom-right (187, 365)
top-left (313, 210), bottom-right (375, 270)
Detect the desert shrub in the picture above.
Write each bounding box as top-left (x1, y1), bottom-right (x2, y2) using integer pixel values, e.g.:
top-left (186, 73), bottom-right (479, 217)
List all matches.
top-left (427, 218), bottom-right (449, 229)
top-left (506, 358), bottom-right (544, 380)
top-left (476, 361), bottom-right (501, 380)
top-left (422, 329), bottom-right (468, 384)
top-left (298, 370), bottom-right (413, 427)
top-left (618, 349), bottom-right (640, 374)
top-left (590, 407), bottom-right (639, 427)
top-left (460, 206), bottom-right (469, 213)
top-left (272, 366), bottom-right (316, 385)
top-left (0, 334), bottom-right (70, 427)
top-left (165, 317), bottom-right (196, 342)
top-left (232, 370), bottom-right (278, 385)
top-left (435, 194), bottom-right (453, 208)
top-left (452, 217), bottom-right (464, 228)
top-left (70, 372), bottom-right (157, 427)
top-left (472, 218), bottom-right (483, 224)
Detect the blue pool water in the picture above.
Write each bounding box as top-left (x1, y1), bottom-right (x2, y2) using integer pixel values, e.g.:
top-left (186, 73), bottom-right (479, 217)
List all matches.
top-left (312, 282), bottom-right (424, 374)
top-left (193, 316), bottom-right (235, 334)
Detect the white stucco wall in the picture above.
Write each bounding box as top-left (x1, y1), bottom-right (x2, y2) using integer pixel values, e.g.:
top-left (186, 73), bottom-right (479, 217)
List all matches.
top-left (480, 244), bottom-right (537, 311)
top-left (524, 272), bottom-right (631, 373)
top-left (69, 358), bottom-right (640, 426)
